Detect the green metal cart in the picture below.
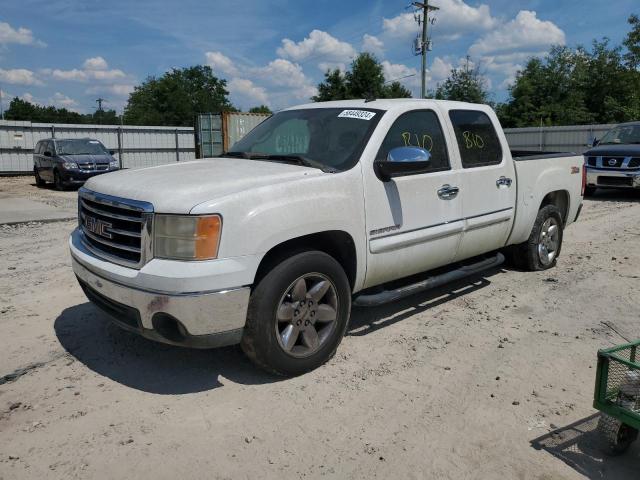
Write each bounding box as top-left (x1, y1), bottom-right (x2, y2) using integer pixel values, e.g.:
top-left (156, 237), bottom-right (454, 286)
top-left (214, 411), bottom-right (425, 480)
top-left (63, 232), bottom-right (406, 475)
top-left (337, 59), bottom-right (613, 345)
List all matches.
top-left (594, 340), bottom-right (640, 455)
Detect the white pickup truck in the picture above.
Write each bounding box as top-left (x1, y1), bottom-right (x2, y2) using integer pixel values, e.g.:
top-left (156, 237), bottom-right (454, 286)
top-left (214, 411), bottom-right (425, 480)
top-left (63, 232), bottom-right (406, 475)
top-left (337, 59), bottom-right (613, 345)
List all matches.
top-left (69, 99), bottom-right (584, 375)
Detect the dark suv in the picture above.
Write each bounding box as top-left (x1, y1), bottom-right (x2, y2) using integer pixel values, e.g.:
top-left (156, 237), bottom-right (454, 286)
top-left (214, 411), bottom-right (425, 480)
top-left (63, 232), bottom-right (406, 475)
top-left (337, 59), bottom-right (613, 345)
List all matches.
top-left (584, 122), bottom-right (640, 195)
top-left (33, 138), bottom-right (120, 190)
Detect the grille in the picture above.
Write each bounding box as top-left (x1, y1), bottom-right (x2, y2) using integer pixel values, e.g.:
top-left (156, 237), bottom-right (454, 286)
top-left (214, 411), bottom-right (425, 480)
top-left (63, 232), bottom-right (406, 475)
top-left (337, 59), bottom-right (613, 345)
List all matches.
top-left (589, 156), bottom-right (640, 169)
top-left (77, 162), bottom-right (109, 171)
top-left (597, 176), bottom-right (633, 187)
top-left (78, 189), bottom-right (153, 268)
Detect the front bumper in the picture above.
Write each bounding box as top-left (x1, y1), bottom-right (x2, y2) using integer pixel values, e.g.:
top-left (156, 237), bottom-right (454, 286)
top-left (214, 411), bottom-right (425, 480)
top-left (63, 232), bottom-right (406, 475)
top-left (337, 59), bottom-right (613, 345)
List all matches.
top-left (585, 167), bottom-right (640, 189)
top-left (70, 227), bottom-right (255, 348)
top-left (60, 168), bottom-right (118, 185)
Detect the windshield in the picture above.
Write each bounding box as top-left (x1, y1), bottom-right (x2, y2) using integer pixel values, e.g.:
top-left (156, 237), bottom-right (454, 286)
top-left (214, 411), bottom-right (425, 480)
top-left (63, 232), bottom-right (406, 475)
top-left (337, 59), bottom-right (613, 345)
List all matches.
top-left (225, 108), bottom-right (383, 171)
top-left (599, 124), bottom-right (640, 145)
top-left (56, 139), bottom-right (109, 155)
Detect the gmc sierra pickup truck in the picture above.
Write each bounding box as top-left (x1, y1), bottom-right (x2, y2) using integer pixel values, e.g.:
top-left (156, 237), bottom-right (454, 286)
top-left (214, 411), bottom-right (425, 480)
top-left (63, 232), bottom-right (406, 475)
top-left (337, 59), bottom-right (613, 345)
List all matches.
top-left (69, 99), bottom-right (584, 375)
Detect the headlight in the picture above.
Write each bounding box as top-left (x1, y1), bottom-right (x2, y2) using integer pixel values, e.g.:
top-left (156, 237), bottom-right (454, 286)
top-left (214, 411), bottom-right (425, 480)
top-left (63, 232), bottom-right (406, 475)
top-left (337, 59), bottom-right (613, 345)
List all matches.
top-left (62, 161), bottom-right (78, 169)
top-left (154, 214), bottom-right (222, 260)
top-left (109, 160), bottom-right (119, 169)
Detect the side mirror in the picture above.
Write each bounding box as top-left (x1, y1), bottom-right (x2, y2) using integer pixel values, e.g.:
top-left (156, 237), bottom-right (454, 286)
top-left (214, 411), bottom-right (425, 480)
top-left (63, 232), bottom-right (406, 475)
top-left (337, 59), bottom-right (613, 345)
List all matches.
top-left (43, 151), bottom-right (52, 157)
top-left (109, 150), bottom-right (116, 155)
top-left (591, 138), bottom-right (599, 147)
top-left (374, 146), bottom-right (431, 182)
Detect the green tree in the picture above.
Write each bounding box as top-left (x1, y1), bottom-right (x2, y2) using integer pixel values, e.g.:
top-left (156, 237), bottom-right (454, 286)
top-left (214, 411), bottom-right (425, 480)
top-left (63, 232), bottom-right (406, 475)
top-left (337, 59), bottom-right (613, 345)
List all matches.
top-left (624, 14), bottom-right (640, 68)
top-left (249, 105), bottom-right (272, 114)
top-left (313, 53), bottom-right (412, 101)
top-left (382, 81), bottom-right (412, 99)
top-left (312, 69), bottom-right (349, 101)
top-left (345, 52), bottom-right (386, 98)
top-left (124, 65), bottom-right (234, 126)
top-left (433, 57), bottom-right (490, 104)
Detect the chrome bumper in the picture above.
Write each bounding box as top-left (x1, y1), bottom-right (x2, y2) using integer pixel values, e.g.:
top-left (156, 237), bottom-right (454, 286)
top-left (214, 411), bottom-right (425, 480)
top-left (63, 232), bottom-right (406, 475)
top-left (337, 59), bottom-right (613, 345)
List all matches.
top-left (586, 167), bottom-right (640, 189)
top-left (72, 256), bottom-right (250, 348)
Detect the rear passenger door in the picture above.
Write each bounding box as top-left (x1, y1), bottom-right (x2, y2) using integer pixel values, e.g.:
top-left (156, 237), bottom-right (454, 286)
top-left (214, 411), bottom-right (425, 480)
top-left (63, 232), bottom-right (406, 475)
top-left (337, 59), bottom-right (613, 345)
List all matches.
top-left (363, 108), bottom-right (463, 288)
top-left (446, 108), bottom-right (516, 261)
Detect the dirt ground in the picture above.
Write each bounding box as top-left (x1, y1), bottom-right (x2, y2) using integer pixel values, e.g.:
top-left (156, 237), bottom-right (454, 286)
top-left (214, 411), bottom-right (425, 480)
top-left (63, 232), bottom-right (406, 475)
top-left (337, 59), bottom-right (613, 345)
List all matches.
top-left (0, 176), bottom-right (639, 480)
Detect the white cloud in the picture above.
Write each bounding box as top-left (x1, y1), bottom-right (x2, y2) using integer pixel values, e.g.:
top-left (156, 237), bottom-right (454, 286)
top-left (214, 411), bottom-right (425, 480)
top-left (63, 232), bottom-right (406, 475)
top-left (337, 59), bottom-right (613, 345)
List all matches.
top-left (317, 62), bottom-right (347, 73)
top-left (381, 61), bottom-right (419, 85)
top-left (0, 68), bottom-right (43, 86)
top-left (21, 92), bottom-right (35, 103)
top-left (430, 57), bottom-right (454, 83)
top-left (83, 56), bottom-right (108, 70)
top-left (0, 21), bottom-right (46, 47)
top-left (469, 10), bottom-right (565, 56)
top-left (50, 92), bottom-right (78, 110)
top-left (86, 84), bottom-right (135, 97)
top-left (228, 78), bottom-right (269, 106)
top-left (362, 34), bottom-right (384, 57)
top-left (44, 58), bottom-right (126, 82)
top-left (255, 59), bottom-right (316, 99)
top-left (278, 29), bottom-right (356, 63)
top-left (205, 51), bottom-right (239, 77)
top-left (383, 0), bottom-right (497, 41)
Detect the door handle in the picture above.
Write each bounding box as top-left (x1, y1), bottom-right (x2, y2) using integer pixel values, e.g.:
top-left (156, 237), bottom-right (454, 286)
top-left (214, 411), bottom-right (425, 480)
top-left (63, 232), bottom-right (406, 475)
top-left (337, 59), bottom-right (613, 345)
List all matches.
top-left (437, 184), bottom-right (459, 200)
top-left (496, 176), bottom-right (513, 188)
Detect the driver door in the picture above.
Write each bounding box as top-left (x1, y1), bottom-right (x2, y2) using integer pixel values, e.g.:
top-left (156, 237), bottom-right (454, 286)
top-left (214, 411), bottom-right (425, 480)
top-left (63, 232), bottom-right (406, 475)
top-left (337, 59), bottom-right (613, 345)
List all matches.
top-left (362, 108), bottom-right (463, 288)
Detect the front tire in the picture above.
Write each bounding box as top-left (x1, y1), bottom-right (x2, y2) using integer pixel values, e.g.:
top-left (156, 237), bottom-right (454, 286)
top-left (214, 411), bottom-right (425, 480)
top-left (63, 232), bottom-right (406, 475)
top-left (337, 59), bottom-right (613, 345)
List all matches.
top-left (34, 168), bottom-right (45, 187)
top-left (584, 186), bottom-right (597, 196)
top-left (53, 170), bottom-right (65, 191)
top-left (508, 204), bottom-right (564, 271)
top-left (241, 251), bottom-right (351, 376)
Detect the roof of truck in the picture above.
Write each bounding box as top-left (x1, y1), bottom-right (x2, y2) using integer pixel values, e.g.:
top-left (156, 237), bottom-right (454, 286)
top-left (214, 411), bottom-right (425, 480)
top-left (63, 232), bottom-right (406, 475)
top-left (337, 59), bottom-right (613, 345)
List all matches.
top-left (285, 98), bottom-right (489, 111)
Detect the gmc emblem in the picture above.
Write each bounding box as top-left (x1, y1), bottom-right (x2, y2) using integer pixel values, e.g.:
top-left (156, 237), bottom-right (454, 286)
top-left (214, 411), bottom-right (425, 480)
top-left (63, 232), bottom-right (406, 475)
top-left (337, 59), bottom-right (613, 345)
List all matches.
top-left (84, 215), bottom-right (113, 239)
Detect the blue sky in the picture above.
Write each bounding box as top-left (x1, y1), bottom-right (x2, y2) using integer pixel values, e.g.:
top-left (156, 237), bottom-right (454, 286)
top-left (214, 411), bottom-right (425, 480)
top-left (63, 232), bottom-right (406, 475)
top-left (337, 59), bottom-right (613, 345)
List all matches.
top-left (0, 0), bottom-right (637, 116)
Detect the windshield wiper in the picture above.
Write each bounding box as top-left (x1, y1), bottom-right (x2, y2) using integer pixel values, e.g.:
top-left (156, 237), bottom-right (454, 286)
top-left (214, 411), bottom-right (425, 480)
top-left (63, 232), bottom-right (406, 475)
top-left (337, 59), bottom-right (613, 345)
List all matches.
top-left (221, 151), bottom-right (335, 172)
top-left (260, 154), bottom-right (337, 173)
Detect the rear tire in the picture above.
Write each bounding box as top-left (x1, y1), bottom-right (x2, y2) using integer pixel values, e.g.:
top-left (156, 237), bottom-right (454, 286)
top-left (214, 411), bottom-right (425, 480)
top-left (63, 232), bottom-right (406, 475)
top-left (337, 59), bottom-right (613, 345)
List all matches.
top-left (508, 204), bottom-right (564, 271)
top-left (597, 414), bottom-right (638, 456)
top-left (241, 250), bottom-right (351, 376)
top-left (34, 168), bottom-right (45, 187)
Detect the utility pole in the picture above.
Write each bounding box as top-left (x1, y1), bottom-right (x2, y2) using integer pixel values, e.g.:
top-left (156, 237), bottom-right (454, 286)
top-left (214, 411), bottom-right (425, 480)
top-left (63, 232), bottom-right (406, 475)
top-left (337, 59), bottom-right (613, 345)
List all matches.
top-left (412, 1), bottom-right (439, 98)
top-left (0, 83), bottom-right (4, 120)
top-left (95, 97), bottom-right (106, 125)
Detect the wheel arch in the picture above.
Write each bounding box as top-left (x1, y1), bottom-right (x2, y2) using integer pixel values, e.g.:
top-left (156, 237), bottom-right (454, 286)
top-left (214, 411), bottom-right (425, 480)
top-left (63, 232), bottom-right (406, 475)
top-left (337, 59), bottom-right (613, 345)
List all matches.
top-left (254, 230), bottom-right (358, 291)
top-left (539, 190), bottom-right (570, 224)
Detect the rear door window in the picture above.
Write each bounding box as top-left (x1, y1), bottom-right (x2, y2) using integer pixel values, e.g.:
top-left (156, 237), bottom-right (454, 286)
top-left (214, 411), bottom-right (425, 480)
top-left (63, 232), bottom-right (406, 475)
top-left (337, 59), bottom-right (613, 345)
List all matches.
top-left (449, 110), bottom-right (502, 168)
top-left (376, 110), bottom-right (450, 173)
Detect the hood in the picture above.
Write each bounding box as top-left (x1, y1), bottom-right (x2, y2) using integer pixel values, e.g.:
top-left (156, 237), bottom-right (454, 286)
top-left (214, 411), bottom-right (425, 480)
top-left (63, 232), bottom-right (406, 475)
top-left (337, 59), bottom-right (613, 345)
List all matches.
top-left (585, 144), bottom-right (640, 157)
top-left (84, 158), bottom-right (323, 213)
top-left (59, 154), bottom-right (112, 164)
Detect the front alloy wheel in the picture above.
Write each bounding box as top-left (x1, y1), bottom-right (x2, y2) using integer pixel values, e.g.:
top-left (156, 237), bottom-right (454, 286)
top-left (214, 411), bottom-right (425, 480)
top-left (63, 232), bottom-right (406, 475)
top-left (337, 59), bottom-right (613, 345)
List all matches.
top-left (275, 274), bottom-right (339, 358)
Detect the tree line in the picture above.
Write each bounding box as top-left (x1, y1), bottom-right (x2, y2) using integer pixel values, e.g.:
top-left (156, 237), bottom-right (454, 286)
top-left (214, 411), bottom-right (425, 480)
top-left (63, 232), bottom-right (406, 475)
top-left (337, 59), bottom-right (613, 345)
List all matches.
top-left (3, 13), bottom-right (639, 128)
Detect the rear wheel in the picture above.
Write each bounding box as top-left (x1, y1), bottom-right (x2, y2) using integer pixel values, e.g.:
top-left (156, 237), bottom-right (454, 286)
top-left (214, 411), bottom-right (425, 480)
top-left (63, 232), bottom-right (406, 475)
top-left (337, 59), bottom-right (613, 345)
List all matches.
top-left (507, 204), bottom-right (564, 271)
top-left (597, 414), bottom-right (639, 456)
top-left (34, 168), bottom-right (45, 187)
top-left (241, 250), bottom-right (351, 376)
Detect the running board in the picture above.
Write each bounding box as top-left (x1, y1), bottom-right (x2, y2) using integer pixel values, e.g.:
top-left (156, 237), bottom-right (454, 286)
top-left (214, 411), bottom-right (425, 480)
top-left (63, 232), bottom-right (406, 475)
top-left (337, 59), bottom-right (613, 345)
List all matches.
top-left (353, 253), bottom-right (505, 307)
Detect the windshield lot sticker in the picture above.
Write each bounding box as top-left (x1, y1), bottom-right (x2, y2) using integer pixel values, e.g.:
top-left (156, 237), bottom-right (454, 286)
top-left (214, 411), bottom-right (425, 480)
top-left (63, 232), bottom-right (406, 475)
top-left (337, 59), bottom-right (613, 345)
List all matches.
top-left (338, 110), bottom-right (376, 121)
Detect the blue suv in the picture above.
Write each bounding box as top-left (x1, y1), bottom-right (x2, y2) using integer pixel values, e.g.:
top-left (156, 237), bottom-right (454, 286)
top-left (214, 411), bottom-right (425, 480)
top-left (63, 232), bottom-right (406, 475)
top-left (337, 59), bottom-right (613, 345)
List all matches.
top-left (34, 138), bottom-right (120, 190)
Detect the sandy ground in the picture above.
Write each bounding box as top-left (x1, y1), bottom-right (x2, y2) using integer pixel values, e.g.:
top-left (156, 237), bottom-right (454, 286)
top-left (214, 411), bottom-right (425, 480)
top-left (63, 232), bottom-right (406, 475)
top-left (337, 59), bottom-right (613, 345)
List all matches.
top-left (0, 176), bottom-right (639, 480)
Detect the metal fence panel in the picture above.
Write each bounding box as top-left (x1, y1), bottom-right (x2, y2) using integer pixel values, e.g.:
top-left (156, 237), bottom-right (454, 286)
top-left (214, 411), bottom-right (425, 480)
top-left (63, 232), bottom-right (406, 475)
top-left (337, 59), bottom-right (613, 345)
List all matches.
top-left (0, 120), bottom-right (196, 173)
top-left (504, 124), bottom-right (615, 154)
